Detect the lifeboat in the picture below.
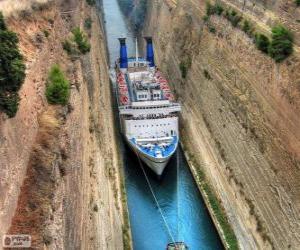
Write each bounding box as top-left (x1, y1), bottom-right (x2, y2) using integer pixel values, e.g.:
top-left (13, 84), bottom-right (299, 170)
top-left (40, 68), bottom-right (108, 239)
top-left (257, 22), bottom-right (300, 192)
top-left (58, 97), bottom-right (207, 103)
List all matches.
top-left (120, 95), bottom-right (129, 104)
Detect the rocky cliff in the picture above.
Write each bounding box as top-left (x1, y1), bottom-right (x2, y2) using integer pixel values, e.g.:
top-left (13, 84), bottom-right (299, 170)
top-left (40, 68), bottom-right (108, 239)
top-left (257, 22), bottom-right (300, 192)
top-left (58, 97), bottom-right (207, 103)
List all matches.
top-left (0, 0), bottom-right (126, 248)
top-left (143, 0), bottom-right (300, 249)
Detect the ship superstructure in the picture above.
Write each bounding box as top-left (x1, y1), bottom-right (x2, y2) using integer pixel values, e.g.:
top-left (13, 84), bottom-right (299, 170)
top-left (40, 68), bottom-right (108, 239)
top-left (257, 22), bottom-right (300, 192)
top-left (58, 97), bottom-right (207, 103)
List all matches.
top-left (115, 37), bottom-right (181, 176)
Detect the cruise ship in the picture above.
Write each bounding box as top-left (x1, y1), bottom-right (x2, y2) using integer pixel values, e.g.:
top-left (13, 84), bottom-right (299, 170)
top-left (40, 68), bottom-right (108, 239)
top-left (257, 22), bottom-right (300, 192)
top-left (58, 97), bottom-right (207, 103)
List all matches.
top-left (115, 37), bottom-right (181, 177)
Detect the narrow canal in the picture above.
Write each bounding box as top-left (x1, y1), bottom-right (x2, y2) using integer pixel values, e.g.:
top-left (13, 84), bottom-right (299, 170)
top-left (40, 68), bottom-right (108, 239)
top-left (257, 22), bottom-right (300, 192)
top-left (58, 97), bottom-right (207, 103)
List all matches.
top-left (101, 0), bottom-right (223, 249)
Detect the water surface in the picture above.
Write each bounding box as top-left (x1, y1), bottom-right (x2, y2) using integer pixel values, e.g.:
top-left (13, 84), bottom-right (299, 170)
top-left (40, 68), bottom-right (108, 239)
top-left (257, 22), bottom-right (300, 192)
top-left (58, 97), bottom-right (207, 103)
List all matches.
top-left (102, 0), bottom-right (223, 249)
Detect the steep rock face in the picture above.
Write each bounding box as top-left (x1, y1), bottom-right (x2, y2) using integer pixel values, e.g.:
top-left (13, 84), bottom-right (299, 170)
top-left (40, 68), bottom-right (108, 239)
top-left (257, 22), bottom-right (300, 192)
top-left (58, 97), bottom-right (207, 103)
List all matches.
top-left (143, 0), bottom-right (300, 249)
top-left (0, 0), bottom-right (125, 248)
top-left (0, 1), bottom-right (68, 240)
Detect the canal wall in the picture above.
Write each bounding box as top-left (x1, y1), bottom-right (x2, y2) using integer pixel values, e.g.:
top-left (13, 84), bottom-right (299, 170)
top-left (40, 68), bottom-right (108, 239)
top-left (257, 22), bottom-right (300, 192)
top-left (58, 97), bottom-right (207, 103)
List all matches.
top-left (143, 0), bottom-right (300, 249)
top-left (0, 0), bottom-right (126, 248)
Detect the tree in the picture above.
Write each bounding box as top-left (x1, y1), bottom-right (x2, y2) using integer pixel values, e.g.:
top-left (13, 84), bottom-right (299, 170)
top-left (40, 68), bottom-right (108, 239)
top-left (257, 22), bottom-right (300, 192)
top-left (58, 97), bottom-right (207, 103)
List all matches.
top-left (46, 65), bottom-right (70, 105)
top-left (0, 11), bottom-right (25, 117)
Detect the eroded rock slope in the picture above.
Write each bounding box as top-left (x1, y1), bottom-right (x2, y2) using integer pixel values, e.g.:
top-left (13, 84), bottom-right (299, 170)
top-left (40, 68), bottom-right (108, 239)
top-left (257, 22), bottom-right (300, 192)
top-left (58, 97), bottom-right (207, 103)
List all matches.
top-left (144, 0), bottom-right (300, 249)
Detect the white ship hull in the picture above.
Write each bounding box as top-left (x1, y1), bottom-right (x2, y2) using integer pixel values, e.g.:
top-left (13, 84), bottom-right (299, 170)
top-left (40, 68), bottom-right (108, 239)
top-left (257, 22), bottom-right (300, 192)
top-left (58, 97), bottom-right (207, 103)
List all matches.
top-left (126, 136), bottom-right (177, 176)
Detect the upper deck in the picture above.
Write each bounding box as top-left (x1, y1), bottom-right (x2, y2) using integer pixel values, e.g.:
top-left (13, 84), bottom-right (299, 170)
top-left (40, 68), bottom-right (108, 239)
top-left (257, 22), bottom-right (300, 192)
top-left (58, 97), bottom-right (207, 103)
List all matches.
top-left (116, 57), bottom-right (174, 106)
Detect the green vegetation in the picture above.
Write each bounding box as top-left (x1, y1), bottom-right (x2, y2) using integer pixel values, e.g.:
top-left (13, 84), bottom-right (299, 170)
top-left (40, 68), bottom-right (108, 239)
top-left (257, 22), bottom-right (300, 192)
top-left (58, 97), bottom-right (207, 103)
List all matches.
top-left (202, 181), bottom-right (239, 249)
top-left (86, 0), bottom-right (96, 6)
top-left (206, 2), bottom-right (224, 16)
top-left (204, 2), bottom-right (294, 62)
top-left (45, 65), bottom-right (70, 105)
top-left (0, 12), bottom-right (25, 117)
top-left (203, 69), bottom-right (212, 80)
top-left (185, 151), bottom-right (238, 250)
top-left (225, 9), bottom-right (242, 27)
top-left (43, 29), bottom-right (50, 38)
top-left (268, 25), bottom-right (293, 62)
top-left (62, 27), bottom-right (90, 56)
top-left (72, 27), bottom-right (91, 54)
top-left (179, 62), bottom-right (188, 79)
top-left (179, 58), bottom-right (192, 79)
top-left (84, 18), bottom-right (92, 30)
top-left (296, 0), bottom-right (300, 6)
top-left (254, 33), bottom-right (270, 54)
top-left (242, 20), bottom-right (252, 35)
top-left (208, 25), bottom-right (216, 34)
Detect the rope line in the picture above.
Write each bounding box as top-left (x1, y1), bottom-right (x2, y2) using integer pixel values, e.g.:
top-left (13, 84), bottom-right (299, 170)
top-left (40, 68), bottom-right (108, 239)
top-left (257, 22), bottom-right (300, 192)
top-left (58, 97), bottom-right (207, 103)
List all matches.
top-left (134, 150), bottom-right (176, 244)
top-left (177, 149), bottom-right (180, 241)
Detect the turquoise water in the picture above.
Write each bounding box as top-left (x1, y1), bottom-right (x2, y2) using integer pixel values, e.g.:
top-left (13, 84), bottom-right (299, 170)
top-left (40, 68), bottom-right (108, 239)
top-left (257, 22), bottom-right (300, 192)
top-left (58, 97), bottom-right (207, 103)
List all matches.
top-left (101, 0), bottom-right (223, 249)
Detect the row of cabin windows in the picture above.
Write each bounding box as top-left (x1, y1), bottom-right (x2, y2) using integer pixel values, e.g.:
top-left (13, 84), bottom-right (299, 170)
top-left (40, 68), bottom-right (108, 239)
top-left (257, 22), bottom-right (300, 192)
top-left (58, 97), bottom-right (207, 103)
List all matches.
top-left (153, 93), bottom-right (160, 98)
top-left (138, 94), bottom-right (148, 99)
top-left (134, 123), bottom-right (171, 128)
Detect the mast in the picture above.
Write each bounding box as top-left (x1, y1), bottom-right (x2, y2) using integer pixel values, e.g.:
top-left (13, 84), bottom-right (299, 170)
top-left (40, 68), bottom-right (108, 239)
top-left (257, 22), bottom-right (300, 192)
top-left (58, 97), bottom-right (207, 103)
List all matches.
top-left (135, 37), bottom-right (139, 62)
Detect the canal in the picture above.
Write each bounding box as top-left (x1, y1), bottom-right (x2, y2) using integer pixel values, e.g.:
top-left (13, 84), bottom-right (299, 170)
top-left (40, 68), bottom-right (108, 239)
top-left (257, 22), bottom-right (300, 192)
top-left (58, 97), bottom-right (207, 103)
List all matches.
top-left (101, 0), bottom-right (223, 249)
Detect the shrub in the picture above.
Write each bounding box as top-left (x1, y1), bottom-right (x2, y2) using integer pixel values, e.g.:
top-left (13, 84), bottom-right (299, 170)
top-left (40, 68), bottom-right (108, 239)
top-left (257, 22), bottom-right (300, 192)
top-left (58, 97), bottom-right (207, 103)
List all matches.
top-left (0, 11), bottom-right (25, 117)
top-left (62, 40), bottom-right (75, 55)
top-left (203, 69), bottom-right (212, 80)
top-left (45, 65), bottom-right (70, 105)
top-left (268, 25), bottom-right (293, 62)
top-left (242, 20), bottom-right (252, 34)
top-left (72, 27), bottom-right (91, 54)
top-left (84, 18), bottom-right (92, 29)
top-left (214, 3), bottom-right (224, 15)
top-left (86, 0), bottom-right (96, 6)
top-left (209, 25), bottom-right (216, 34)
top-left (254, 33), bottom-right (270, 54)
top-left (296, 0), bottom-right (300, 6)
top-left (227, 10), bottom-right (242, 27)
top-left (179, 58), bottom-right (192, 79)
top-left (206, 2), bottom-right (214, 16)
top-left (43, 29), bottom-right (50, 38)
top-left (206, 2), bottom-right (223, 16)
top-left (203, 15), bottom-right (209, 22)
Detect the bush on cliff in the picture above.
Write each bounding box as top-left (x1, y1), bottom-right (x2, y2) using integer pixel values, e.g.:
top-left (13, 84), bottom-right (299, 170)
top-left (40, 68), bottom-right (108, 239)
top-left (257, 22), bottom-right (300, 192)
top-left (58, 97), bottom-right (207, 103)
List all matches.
top-left (46, 65), bottom-right (70, 105)
top-left (72, 27), bottom-right (91, 54)
top-left (86, 0), bottom-right (95, 6)
top-left (296, 0), bottom-right (300, 7)
top-left (254, 33), bottom-right (270, 54)
top-left (268, 25), bottom-right (293, 62)
top-left (0, 11), bottom-right (26, 117)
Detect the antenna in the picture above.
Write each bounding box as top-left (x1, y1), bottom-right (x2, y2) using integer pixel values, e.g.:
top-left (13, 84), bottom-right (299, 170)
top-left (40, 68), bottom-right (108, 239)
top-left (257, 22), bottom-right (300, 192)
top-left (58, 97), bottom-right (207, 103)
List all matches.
top-left (135, 37), bottom-right (139, 62)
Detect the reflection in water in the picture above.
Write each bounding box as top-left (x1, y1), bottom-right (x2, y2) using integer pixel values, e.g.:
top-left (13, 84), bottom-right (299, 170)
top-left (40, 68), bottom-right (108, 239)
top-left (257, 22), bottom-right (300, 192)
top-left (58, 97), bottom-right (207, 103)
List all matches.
top-left (102, 0), bottom-right (223, 249)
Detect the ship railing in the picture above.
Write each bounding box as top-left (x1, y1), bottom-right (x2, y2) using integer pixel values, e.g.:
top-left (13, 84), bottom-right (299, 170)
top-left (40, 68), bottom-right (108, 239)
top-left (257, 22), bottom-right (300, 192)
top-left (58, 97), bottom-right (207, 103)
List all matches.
top-left (119, 103), bottom-right (181, 115)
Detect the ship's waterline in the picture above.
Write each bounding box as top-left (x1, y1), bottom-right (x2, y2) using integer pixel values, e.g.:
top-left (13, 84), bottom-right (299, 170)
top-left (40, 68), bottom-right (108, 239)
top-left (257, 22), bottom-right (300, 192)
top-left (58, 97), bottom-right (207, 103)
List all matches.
top-left (102, 0), bottom-right (223, 249)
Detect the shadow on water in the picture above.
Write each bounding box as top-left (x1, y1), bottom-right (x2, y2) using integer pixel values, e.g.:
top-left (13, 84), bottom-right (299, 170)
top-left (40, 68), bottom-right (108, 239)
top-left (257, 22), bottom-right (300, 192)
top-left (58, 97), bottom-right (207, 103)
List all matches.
top-left (101, 0), bottom-right (224, 249)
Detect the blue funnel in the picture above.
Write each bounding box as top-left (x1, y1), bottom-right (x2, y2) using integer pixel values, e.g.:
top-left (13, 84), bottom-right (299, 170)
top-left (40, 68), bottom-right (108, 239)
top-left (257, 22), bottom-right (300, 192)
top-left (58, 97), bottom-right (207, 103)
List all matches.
top-left (145, 37), bottom-right (155, 67)
top-left (118, 38), bottom-right (128, 69)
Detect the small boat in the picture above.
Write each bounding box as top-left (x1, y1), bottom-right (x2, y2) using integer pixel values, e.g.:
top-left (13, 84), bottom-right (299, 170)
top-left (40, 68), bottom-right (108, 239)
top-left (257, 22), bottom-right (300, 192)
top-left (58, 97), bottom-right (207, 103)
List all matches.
top-left (166, 242), bottom-right (188, 250)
